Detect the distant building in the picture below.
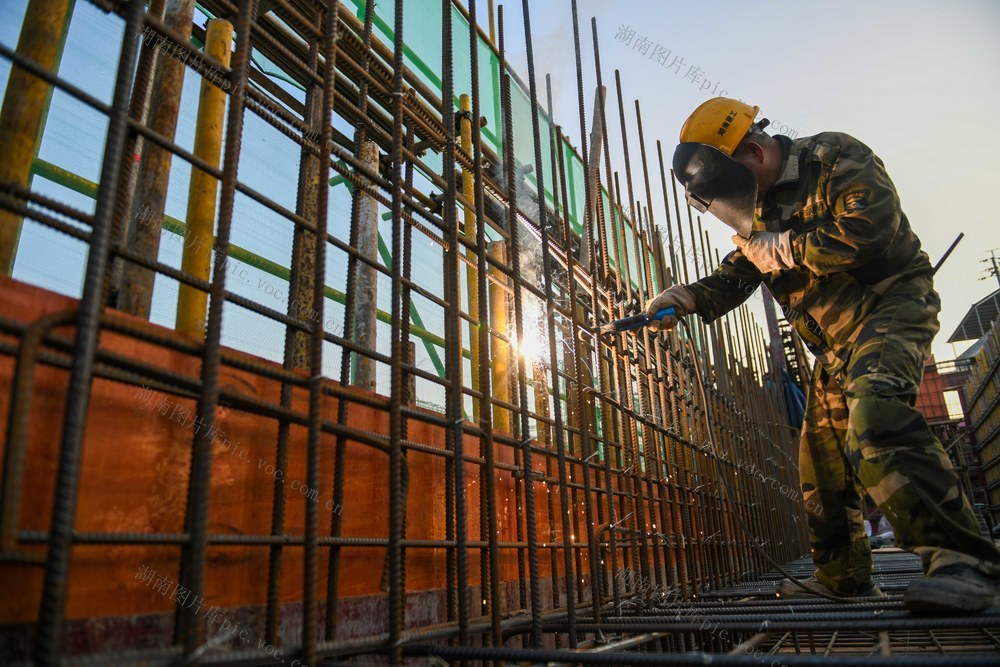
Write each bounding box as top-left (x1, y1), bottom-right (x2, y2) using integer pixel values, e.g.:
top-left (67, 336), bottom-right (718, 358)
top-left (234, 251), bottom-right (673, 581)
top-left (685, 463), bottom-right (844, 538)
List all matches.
top-left (947, 289), bottom-right (1000, 531)
top-left (948, 290), bottom-right (1000, 348)
top-left (915, 355), bottom-right (990, 533)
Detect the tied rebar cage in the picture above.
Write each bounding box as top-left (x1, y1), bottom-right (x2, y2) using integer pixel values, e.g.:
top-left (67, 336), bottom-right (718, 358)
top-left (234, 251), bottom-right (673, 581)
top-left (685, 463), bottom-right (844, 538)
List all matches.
top-left (2, 0), bottom-right (989, 665)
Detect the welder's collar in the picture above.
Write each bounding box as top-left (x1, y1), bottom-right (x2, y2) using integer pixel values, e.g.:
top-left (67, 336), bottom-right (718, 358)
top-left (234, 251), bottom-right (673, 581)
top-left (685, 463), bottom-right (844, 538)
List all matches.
top-left (771, 134), bottom-right (799, 188)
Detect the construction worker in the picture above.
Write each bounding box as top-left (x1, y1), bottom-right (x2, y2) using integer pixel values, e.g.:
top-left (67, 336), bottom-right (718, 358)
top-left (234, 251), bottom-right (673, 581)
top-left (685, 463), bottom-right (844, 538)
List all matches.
top-left (646, 97), bottom-right (1000, 612)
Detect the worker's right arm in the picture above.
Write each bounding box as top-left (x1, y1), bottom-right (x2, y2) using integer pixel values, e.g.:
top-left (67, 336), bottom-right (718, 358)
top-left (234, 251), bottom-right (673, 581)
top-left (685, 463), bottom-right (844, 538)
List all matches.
top-left (685, 249), bottom-right (762, 323)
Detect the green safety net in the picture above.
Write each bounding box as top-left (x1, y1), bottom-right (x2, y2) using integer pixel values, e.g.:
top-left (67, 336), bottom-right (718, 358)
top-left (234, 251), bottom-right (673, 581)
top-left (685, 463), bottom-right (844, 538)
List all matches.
top-left (345, 0), bottom-right (659, 294)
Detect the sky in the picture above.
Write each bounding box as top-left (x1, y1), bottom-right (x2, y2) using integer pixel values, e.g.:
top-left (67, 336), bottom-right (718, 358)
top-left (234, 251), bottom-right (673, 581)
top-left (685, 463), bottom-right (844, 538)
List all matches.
top-left (499, 0), bottom-right (1000, 362)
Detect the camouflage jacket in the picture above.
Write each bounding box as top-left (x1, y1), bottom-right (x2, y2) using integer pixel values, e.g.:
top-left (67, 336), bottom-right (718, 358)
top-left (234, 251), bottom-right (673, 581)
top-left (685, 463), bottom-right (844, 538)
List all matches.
top-left (687, 132), bottom-right (934, 367)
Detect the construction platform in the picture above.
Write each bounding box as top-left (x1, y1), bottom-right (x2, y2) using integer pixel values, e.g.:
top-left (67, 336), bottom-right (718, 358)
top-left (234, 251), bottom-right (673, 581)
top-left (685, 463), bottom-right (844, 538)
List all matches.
top-left (406, 551), bottom-right (1000, 663)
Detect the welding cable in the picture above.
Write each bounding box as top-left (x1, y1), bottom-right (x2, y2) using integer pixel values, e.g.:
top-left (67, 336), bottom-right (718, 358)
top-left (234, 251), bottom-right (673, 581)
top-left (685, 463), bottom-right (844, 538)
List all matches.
top-left (677, 319), bottom-right (860, 605)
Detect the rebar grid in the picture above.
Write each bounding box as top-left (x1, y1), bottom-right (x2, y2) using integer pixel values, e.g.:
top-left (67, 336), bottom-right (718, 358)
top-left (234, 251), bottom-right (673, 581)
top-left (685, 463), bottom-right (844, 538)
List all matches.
top-left (1, 1), bottom-right (985, 665)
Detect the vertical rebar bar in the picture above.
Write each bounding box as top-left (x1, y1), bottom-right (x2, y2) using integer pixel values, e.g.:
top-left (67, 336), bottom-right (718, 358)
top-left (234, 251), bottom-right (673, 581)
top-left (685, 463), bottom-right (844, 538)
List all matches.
top-left (466, 0), bottom-right (502, 646)
top-left (500, 3), bottom-right (542, 647)
top-left (569, 0), bottom-right (608, 623)
top-left (440, 0), bottom-right (471, 650)
top-left (388, 0), bottom-right (411, 658)
top-left (177, 0), bottom-right (256, 654)
top-left (34, 0), bottom-right (144, 661)
top-left (302, 0), bottom-right (339, 661)
top-left (326, 0), bottom-right (375, 642)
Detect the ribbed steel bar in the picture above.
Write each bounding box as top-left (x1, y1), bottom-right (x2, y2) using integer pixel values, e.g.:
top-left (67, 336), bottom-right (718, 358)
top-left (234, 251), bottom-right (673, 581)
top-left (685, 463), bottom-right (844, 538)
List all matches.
top-left (387, 0), bottom-right (410, 659)
top-left (501, 2), bottom-right (541, 647)
top-left (629, 137), bottom-right (671, 608)
top-left (521, 1), bottom-right (578, 646)
top-left (33, 0), bottom-right (144, 662)
top-left (588, 15), bottom-right (626, 611)
top-left (542, 76), bottom-right (569, 644)
top-left (611, 68), bottom-right (654, 597)
top-left (568, 0), bottom-right (604, 625)
top-left (326, 0), bottom-right (375, 641)
top-left (408, 644), bottom-right (1000, 666)
top-left (176, 0), bottom-right (256, 655)
top-left (267, 5), bottom-right (323, 642)
top-left (301, 0), bottom-right (338, 661)
top-left (439, 0), bottom-right (471, 649)
top-left (465, 0), bottom-right (502, 648)
top-left (551, 122), bottom-right (594, 642)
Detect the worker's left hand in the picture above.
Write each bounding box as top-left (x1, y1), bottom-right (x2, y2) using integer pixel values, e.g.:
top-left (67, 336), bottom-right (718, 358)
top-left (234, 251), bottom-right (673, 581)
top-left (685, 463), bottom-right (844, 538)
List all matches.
top-left (732, 231), bottom-right (795, 273)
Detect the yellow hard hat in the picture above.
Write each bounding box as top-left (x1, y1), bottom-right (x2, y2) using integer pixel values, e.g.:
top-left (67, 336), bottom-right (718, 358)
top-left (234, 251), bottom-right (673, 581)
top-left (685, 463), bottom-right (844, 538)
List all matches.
top-left (679, 97), bottom-right (760, 156)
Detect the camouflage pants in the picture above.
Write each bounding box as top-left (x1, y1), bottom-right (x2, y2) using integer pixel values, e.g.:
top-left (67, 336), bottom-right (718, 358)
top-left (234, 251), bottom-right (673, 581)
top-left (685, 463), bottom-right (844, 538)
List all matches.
top-left (800, 288), bottom-right (1000, 595)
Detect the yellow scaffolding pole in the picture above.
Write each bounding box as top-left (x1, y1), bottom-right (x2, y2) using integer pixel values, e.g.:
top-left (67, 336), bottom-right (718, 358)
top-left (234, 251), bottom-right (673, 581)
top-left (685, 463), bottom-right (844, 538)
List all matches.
top-left (0, 0), bottom-right (74, 274)
top-left (175, 19), bottom-right (233, 336)
top-left (459, 93), bottom-right (480, 418)
top-left (488, 240), bottom-right (510, 432)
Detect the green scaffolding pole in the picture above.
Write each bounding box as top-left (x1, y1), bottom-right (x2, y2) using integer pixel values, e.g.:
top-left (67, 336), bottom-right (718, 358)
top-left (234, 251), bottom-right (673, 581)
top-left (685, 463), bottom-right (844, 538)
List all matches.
top-left (30, 157), bottom-right (460, 377)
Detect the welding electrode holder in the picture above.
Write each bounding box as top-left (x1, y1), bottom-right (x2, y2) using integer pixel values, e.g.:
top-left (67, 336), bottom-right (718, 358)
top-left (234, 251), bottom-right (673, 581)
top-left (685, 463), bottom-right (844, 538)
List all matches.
top-left (599, 307), bottom-right (678, 336)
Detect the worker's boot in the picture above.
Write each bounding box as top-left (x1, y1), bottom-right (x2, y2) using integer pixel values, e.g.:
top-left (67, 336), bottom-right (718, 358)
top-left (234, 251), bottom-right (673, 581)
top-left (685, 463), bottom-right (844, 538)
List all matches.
top-left (776, 573), bottom-right (884, 599)
top-left (903, 565), bottom-right (1000, 614)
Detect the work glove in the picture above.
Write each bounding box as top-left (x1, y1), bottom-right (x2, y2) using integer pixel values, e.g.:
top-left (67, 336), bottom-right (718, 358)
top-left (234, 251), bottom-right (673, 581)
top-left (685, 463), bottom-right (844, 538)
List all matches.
top-left (731, 230), bottom-right (795, 274)
top-left (644, 285), bottom-right (697, 332)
